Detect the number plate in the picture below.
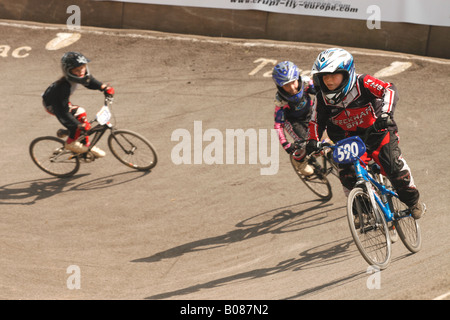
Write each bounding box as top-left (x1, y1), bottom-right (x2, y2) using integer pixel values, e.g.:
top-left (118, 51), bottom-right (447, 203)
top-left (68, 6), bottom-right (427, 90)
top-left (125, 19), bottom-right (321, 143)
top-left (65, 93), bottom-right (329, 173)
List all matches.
top-left (96, 106), bottom-right (111, 125)
top-left (332, 136), bottom-right (366, 164)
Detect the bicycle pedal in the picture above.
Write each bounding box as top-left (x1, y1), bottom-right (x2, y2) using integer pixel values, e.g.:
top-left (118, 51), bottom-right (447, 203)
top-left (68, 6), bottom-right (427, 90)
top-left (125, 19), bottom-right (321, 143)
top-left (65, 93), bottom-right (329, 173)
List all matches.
top-left (81, 151), bottom-right (95, 163)
top-left (394, 209), bottom-right (410, 220)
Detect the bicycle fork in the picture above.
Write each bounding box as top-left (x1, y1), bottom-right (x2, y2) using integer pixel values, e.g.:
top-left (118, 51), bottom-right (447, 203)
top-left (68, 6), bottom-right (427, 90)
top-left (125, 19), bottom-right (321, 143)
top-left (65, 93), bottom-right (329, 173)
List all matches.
top-left (354, 162), bottom-right (385, 227)
top-left (110, 131), bottom-right (136, 155)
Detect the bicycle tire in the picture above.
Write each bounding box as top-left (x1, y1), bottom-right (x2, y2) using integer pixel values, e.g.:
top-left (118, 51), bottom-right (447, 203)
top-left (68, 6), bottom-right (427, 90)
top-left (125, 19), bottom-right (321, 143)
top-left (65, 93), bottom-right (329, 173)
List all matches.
top-left (391, 196), bottom-right (422, 253)
top-left (290, 154), bottom-right (332, 200)
top-left (29, 136), bottom-right (80, 178)
top-left (347, 187), bottom-right (391, 269)
top-left (107, 129), bottom-right (158, 171)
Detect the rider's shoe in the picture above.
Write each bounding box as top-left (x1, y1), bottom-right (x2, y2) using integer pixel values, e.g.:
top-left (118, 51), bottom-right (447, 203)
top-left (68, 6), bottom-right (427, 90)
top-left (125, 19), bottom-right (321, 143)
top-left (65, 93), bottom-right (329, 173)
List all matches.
top-left (409, 202), bottom-right (426, 219)
top-left (90, 146), bottom-right (106, 158)
top-left (296, 159), bottom-right (314, 176)
top-left (65, 141), bottom-right (88, 154)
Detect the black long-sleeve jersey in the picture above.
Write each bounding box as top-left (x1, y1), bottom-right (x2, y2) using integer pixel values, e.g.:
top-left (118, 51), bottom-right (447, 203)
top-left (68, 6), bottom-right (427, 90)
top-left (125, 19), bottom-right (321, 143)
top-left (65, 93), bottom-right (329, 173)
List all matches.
top-left (42, 76), bottom-right (103, 127)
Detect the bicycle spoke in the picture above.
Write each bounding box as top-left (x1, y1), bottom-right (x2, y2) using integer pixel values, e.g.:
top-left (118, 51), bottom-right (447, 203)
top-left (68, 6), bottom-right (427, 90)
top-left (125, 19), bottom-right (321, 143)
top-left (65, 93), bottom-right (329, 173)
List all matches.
top-left (108, 129), bottom-right (158, 171)
top-left (29, 136), bottom-right (80, 177)
top-left (391, 196), bottom-right (422, 252)
top-left (348, 188), bottom-right (391, 269)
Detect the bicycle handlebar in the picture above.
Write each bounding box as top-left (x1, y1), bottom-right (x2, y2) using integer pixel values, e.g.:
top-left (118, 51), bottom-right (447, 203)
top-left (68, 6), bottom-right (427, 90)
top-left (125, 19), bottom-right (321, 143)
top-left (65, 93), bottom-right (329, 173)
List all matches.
top-left (104, 96), bottom-right (114, 105)
top-left (307, 114), bottom-right (394, 157)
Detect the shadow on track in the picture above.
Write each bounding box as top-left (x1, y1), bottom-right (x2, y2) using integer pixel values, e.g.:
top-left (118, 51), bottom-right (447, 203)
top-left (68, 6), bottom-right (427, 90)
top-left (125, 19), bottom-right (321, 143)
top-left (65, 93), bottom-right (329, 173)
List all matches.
top-left (144, 237), bottom-right (355, 299)
top-left (132, 199), bottom-right (342, 264)
top-left (0, 171), bottom-right (150, 205)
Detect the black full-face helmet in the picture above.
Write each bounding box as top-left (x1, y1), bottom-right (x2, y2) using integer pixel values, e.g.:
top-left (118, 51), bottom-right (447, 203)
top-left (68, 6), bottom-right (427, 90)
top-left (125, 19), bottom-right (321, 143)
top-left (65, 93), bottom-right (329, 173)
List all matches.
top-left (61, 51), bottom-right (91, 85)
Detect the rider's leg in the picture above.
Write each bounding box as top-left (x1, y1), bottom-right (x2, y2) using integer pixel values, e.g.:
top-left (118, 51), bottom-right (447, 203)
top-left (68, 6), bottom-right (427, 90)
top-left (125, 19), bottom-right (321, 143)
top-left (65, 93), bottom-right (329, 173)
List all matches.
top-left (73, 106), bottom-right (105, 158)
top-left (370, 131), bottom-right (423, 219)
top-left (285, 120), bottom-right (313, 175)
top-left (54, 111), bottom-right (88, 154)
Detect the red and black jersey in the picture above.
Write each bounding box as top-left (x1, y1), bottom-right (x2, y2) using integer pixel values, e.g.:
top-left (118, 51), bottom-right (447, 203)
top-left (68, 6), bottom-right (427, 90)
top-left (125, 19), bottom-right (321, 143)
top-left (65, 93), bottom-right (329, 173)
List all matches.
top-left (308, 74), bottom-right (398, 143)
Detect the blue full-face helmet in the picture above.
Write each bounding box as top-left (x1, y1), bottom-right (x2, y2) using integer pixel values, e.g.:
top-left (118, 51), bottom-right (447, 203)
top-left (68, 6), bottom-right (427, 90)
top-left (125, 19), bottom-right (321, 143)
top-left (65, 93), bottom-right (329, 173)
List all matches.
top-left (272, 61), bottom-right (304, 104)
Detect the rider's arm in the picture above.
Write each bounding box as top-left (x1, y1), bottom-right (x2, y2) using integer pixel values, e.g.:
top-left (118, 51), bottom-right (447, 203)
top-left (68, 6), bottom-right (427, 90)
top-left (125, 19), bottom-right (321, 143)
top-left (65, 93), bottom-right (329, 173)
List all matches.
top-left (302, 75), bottom-right (316, 95)
top-left (362, 74), bottom-right (398, 115)
top-left (274, 104), bottom-right (290, 150)
top-left (84, 76), bottom-right (113, 94)
top-left (307, 96), bottom-right (326, 141)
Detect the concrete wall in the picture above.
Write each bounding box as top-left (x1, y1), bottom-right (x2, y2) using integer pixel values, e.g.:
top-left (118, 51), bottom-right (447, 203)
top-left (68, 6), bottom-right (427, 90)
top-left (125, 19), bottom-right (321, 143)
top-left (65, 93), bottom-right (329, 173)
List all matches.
top-left (0, 0), bottom-right (448, 59)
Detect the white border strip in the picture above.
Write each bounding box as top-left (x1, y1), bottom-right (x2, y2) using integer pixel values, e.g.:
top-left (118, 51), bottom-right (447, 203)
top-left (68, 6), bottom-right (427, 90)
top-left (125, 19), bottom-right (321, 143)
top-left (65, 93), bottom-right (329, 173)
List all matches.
top-left (433, 291), bottom-right (450, 300)
top-left (1, 20), bottom-right (449, 65)
top-left (97, 0), bottom-right (450, 27)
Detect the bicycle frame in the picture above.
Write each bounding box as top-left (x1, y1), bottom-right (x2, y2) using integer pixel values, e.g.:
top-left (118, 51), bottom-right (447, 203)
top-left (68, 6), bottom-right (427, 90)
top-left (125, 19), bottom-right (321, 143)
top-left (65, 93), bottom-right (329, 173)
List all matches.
top-left (74, 98), bottom-right (114, 155)
top-left (70, 101), bottom-right (141, 160)
top-left (304, 148), bottom-right (336, 177)
top-left (353, 160), bottom-right (399, 223)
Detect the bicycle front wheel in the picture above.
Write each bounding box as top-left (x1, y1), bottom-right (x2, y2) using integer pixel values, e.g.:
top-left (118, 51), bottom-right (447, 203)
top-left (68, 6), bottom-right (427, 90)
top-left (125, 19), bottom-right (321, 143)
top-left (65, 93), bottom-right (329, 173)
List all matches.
top-left (290, 155), bottom-right (332, 200)
top-left (391, 196), bottom-right (422, 253)
top-left (29, 136), bottom-right (80, 177)
top-left (108, 129), bottom-right (158, 171)
top-left (347, 187), bottom-right (391, 269)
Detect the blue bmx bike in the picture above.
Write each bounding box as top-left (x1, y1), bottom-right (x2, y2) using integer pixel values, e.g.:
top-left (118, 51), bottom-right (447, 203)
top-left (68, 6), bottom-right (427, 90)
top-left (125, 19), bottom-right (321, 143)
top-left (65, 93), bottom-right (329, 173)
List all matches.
top-left (325, 133), bottom-right (423, 270)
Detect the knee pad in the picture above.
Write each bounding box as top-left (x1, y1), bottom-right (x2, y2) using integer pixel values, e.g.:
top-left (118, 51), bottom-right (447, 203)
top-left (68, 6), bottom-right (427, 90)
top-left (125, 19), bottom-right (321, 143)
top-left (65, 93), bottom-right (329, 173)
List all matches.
top-left (74, 107), bottom-right (88, 122)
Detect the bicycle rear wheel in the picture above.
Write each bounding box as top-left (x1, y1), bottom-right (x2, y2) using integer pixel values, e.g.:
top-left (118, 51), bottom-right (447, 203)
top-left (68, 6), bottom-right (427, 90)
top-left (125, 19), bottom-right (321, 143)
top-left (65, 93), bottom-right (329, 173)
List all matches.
top-left (290, 155), bottom-right (332, 200)
top-left (108, 129), bottom-right (158, 171)
top-left (29, 136), bottom-right (80, 177)
top-left (347, 187), bottom-right (391, 269)
top-left (391, 196), bottom-right (422, 253)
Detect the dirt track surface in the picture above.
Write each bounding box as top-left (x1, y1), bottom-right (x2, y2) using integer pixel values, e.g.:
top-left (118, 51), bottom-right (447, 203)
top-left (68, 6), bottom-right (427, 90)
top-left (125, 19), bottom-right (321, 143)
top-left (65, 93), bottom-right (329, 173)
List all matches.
top-left (1, 20), bottom-right (449, 301)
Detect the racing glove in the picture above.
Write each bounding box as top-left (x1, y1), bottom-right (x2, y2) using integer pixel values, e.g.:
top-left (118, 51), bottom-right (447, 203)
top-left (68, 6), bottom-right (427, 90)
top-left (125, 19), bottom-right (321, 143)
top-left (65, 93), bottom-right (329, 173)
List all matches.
top-left (102, 85), bottom-right (115, 98)
top-left (306, 140), bottom-right (319, 155)
top-left (282, 142), bottom-right (297, 154)
top-left (373, 112), bottom-right (391, 131)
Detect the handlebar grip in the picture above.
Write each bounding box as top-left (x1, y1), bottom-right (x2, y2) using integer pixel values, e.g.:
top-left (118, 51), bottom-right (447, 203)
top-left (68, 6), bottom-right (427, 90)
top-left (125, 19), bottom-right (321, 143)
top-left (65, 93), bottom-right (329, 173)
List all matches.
top-left (319, 141), bottom-right (332, 148)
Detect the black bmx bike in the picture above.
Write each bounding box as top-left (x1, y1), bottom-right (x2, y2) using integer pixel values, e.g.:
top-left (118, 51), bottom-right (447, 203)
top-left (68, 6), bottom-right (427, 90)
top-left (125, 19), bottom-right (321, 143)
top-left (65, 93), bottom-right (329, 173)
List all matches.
top-left (290, 142), bottom-right (338, 200)
top-left (30, 97), bottom-right (158, 178)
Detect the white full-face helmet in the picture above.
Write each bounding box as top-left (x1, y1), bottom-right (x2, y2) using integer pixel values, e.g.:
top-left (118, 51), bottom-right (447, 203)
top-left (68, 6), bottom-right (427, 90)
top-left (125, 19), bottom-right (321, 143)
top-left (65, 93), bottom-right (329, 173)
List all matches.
top-left (311, 48), bottom-right (356, 104)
